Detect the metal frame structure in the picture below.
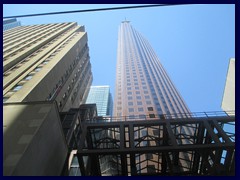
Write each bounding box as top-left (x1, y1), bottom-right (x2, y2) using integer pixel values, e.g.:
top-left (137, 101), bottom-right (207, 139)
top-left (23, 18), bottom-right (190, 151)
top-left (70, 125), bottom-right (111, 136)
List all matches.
top-left (76, 111), bottom-right (235, 176)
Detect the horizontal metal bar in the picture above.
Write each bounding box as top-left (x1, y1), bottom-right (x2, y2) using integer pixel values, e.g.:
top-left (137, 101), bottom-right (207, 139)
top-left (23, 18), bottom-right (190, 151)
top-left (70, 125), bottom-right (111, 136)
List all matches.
top-left (77, 143), bottom-right (235, 155)
top-left (84, 116), bottom-right (235, 128)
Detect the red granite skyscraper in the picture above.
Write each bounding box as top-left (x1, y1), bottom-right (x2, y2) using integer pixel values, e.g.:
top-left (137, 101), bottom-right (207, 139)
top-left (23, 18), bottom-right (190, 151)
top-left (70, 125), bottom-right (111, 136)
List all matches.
top-left (114, 21), bottom-right (190, 118)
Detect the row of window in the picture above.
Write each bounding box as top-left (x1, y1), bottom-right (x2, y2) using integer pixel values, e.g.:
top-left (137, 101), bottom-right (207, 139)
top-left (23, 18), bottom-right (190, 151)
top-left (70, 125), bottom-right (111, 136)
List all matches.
top-left (3, 31), bottom-right (83, 102)
top-left (4, 23), bottom-right (62, 55)
top-left (3, 23), bottom-right (71, 61)
top-left (4, 24), bottom-right (49, 44)
top-left (128, 106), bottom-right (153, 113)
top-left (48, 45), bottom-right (89, 108)
top-left (4, 25), bottom-right (78, 78)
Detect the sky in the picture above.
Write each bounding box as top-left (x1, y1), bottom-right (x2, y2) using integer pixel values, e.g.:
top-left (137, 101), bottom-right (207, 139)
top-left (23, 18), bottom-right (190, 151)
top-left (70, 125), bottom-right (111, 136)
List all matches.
top-left (3, 4), bottom-right (235, 113)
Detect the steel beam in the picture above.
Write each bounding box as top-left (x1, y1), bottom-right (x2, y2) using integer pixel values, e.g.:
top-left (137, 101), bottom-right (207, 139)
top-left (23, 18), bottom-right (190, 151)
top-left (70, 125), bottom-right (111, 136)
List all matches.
top-left (77, 143), bottom-right (234, 156)
top-left (76, 115), bottom-right (235, 176)
top-left (203, 120), bottom-right (221, 144)
top-left (212, 120), bottom-right (234, 144)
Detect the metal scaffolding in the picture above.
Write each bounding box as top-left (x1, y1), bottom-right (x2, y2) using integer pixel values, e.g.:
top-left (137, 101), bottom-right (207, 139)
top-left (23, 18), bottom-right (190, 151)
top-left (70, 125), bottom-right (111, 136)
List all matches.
top-left (76, 111), bottom-right (235, 176)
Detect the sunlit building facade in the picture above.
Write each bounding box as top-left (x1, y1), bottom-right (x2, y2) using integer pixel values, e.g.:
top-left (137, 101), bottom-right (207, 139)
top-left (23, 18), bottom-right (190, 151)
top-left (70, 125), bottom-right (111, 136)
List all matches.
top-left (3, 22), bottom-right (93, 176)
top-left (113, 21), bottom-right (193, 174)
top-left (114, 21), bottom-right (190, 118)
top-left (3, 22), bottom-right (93, 112)
top-left (221, 58), bottom-right (235, 113)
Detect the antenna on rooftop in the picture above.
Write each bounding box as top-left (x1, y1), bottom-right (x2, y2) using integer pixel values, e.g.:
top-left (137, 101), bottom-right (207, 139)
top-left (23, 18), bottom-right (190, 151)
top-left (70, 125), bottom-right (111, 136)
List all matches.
top-left (122, 17), bottom-right (130, 23)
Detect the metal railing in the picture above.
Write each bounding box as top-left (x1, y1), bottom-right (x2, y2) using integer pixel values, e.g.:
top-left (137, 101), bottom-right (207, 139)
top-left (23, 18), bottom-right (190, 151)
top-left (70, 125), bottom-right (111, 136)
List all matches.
top-left (86, 110), bottom-right (235, 123)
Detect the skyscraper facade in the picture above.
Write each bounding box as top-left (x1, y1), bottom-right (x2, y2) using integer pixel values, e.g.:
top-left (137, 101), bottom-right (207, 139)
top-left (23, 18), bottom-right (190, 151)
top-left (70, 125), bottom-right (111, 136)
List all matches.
top-left (3, 18), bottom-right (21, 31)
top-left (114, 21), bottom-right (190, 118)
top-left (3, 22), bottom-right (92, 112)
top-left (86, 85), bottom-right (113, 116)
top-left (113, 21), bottom-right (192, 174)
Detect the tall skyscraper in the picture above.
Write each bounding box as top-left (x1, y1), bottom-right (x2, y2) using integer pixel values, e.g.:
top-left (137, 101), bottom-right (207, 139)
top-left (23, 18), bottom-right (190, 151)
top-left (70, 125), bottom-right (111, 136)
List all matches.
top-left (113, 21), bottom-right (192, 174)
top-left (3, 22), bottom-right (92, 112)
top-left (86, 85), bottom-right (113, 116)
top-left (3, 18), bottom-right (21, 31)
top-left (114, 21), bottom-right (190, 118)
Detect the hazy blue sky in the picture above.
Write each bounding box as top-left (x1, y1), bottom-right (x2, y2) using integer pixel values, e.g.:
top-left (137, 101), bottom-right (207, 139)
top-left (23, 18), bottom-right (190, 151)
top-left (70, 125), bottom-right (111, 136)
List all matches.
top-left (3, 4), bottom-right (235, 113)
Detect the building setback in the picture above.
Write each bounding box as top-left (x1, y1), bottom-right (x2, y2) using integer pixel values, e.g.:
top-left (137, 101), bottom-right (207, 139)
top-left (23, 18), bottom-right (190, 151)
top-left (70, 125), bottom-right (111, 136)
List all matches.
top-left (3, 22), bottom-right (93, 112)
top-left (114, 21), bottom-right (190, 118)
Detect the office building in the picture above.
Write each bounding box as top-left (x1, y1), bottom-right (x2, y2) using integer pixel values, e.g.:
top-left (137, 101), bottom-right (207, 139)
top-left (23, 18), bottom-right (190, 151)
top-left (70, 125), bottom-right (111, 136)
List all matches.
top-left (114, 21), bottom-right (190, 118)
top-left (113, 21), bottom-right (193, 174)
top-left (221, 58), bottom-right (235, 113)
top-left (3, 22), bottom-right (93, 112)
top-left (3, 22), bottom-right (93, 176)
top-left (3, 18), bottom-right (21, 31)
top-left (86, 85), bottom-right (113, 116)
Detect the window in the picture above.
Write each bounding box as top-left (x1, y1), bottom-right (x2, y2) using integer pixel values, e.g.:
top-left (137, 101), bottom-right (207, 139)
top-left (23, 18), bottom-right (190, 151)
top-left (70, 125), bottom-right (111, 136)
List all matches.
top-left (136, 96), bottom-right (141, 100)
top-left (35, 67), bottom-right (42, 72)
top-left (145, 153), bottom-right (153, 160)
top-left (129, 115), bottom-right (135, 119)
top-left (141, 130), bottom-right (147, 136)
top-left (128, 102), bottom-right (133, 106)
top-left (63, 93), bottom-right (66, 100)
top-left (25, 75), bottom-right (33, 80)
top-left (138, 107), bottom-right (144, 112)
top-left (153, 129), bottom-right (159, 136)
top-left (127, 87), bottom-right (131, 90)
top-left (149, 114), bottom-right (155, 118)
top-left (129, 108), bottom-right (134, 112)
top-left (139, 114), bottom-right (146, 119)
top-left (146, 101), bottom-right (151, 105)
top-left (58, 101), bottom-right (62, 107)
top-left (145, 96), bottom-right (150, 99)
top-left (136, 91), bottom-right (140, 94)
top-left (137, 101), bottom-right (142, 105)
top-left (128, 96), bottom-right (133, 100)
top-left (13, 85), bottom-right (22, 91)
top-left (127, 92), bottom-right (132, 95)
top-left (148, 107), bottom-right (153, 111)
